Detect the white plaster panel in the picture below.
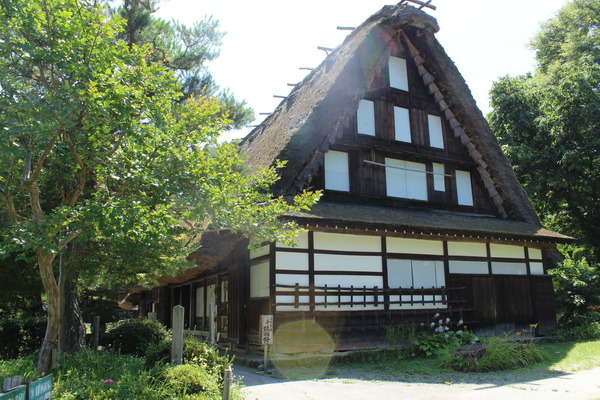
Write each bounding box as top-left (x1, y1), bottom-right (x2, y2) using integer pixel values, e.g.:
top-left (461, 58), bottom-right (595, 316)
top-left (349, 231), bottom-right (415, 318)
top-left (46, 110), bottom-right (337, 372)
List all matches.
top-left (249, 245), bottom-right (270, 260)
top-left (275, 295), bottom-right (310, 312)
top-left (490, 244), bottom-right (525, 259)
top-left (314, 253), bottom-right (382, 273)
top-left (275, 273), bottom-right (309, 286)
top-left (314, 232), bottom-right (381, 252)
top-left (447, 241), bottom-right (487, 257)
top-left (276, 231), bottom-right (309, 249)
top-left (528, 248), bottom-right (543, 260)
top-left (387, 237), bottom-right (443, 255)
top-left (275, 251), bottom-right (309, 271)
top-left (250, 261), bottom-right (269, 298)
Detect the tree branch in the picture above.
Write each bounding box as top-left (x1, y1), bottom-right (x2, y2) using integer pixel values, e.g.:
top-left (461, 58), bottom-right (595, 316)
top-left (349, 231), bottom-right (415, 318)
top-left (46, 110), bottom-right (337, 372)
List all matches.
top-left (90, 132), bottom-right (124, 170)
top-left (28, 134), bottom-right (59, 184)
top-left (58, 230), bottom-right (82, 251)
top-left (63, 131), bottom-right (88, 207)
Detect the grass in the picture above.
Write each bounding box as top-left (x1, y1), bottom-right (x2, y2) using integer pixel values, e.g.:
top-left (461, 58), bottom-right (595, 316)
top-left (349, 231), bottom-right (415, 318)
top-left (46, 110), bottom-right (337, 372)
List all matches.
top-left (324, 339), bottom-right (600, 385)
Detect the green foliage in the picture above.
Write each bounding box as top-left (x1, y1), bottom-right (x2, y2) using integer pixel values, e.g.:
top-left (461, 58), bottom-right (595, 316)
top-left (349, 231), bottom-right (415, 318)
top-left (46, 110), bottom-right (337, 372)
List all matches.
top-left (108, 319), bottom-right (169, 357)
top-left (442, 336), bottom-right (548, 372)
top-left (1, 348), bottom-right (241, 400)
top-left (335, 347), bottom-right (410, 364)
top-left (0, 0), bottom-right (318, 372)
top-left (110, 0), bottom-right (253, 129)
top-left (550, 248), bottom-right (600, 326)
top-left (554, 322), bottom-right (600, 342)
top-left (488, 0), bottom-right (600, 261)
top-left (411, 330), bottom-right (478, 358)
top-left (182, 336), bottom-right (233, 377)
top-left (158, 364), bottom-right (220, 399)
top-left (407, 317), bottom-right (478, 357)
top-left (52, 350), bottom-right (160, 400)
top-left (383, 322), bottom-right (416, 346)
top-left (144, 335), bottom-right (233, 377)
top-left (0, 316), bottom-right (45, 359)
top-left (0, 354), bottom-right (36, 382)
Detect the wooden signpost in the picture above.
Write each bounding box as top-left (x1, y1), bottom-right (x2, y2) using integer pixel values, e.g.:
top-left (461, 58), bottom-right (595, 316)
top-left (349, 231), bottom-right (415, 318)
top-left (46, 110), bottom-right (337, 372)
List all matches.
top-left (259, 315), bottom-right (273, 370)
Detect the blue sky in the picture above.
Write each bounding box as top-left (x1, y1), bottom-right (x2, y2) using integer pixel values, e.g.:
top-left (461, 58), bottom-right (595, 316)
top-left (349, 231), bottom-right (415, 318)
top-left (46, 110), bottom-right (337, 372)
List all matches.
top-left (157, 0), bottom-right (567, 140)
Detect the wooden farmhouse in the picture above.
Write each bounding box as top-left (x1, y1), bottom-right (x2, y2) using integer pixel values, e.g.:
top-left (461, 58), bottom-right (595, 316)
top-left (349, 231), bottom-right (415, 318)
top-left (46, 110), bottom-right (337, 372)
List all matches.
top-left (140, 3), bottom-right (572, 350)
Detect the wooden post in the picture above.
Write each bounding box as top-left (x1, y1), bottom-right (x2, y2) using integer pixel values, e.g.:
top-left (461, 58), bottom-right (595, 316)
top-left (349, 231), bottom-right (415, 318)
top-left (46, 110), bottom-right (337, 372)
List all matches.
top-left (222, 367), bottom-right (233, 400)
top-left (259, 315), bottom-right (273, 371)
top-left (92, 315), bottom-right (100, 350)
top-left (172, 305), bottom-right (184, 365)
top-left (208, 303), bottom-right (216, 345)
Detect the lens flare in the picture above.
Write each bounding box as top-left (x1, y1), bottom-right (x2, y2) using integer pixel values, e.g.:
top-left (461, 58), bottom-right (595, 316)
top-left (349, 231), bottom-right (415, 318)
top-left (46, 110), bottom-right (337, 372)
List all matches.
top-left (271, 319), bottom-right (334, 380)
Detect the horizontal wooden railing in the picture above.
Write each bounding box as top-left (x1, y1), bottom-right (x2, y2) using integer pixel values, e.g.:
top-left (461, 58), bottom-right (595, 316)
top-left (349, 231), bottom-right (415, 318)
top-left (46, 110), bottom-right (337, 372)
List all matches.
top-left (274, 283), bottom-right (466, 309)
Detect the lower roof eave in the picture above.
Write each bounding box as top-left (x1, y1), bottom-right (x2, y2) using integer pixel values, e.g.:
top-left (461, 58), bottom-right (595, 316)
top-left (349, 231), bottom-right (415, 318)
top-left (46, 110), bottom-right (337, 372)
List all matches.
top-left (285, 202), bottom-right (573, 246)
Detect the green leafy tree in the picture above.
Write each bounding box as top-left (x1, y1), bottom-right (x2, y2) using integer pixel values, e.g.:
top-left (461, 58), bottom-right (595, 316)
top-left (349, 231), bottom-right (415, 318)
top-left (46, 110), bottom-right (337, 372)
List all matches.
top-left (0, 0), bottom-right (318, 375)
top-left (110, 0), bottom-right (254, 129)
top-left (488, 0), bottom-right (600, 262)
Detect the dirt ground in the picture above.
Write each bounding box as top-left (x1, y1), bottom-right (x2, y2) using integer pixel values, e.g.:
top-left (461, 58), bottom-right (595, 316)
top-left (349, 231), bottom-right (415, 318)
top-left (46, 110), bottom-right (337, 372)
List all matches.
top-left (235, 364), bottom-right (600, 400)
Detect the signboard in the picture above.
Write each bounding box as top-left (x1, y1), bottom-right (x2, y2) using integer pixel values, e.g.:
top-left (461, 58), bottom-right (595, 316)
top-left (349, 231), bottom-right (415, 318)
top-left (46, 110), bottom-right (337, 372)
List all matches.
top-left (259, 314), bottom-right (273, 345)
top-left (28, 375), bottom-right (52, 400)
top-left (0, 386), bottom-right (26, 400)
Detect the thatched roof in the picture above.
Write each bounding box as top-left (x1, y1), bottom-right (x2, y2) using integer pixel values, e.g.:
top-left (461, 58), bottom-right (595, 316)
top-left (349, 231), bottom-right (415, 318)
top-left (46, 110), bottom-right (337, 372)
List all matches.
top-left (241, 3), bottom-right (541, 225)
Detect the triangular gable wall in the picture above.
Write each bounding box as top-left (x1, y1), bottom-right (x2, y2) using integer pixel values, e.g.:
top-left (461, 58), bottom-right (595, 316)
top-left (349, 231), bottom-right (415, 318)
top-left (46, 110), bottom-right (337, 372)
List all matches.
top-left (241, 4), bottom-right (539, 225)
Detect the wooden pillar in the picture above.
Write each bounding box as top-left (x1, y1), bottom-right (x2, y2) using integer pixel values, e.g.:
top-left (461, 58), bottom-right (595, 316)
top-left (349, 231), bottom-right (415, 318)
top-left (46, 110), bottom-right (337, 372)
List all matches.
top-left (92, 315), bottom-right (100, 350)
top-left (172, 305), bottom-right (184, 365)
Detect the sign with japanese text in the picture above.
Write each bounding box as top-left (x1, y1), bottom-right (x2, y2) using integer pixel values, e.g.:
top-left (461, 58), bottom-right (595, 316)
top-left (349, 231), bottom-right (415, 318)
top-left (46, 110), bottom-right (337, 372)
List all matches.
top-left (259, 315), bottom-right (273, 345)
top-left (28, 375), bottom-right (51, 400)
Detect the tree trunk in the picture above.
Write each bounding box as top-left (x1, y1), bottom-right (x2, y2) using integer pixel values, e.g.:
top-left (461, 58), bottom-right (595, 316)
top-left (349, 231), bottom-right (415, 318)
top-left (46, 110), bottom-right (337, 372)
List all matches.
top-left (64, 277), bottom-right (85, 352)
top-left (36, 251), bottom-right (60, 376)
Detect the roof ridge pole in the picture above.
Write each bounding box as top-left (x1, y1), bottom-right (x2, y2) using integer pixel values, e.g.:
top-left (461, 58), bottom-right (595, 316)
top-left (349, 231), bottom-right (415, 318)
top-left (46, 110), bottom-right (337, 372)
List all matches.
top-left (397, 29), bottom-right (508, 219)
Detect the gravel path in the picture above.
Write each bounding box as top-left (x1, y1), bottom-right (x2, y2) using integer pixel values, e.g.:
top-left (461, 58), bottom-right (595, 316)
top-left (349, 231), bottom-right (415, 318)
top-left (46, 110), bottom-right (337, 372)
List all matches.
top-left (234, 365), bottom-right (600, 400)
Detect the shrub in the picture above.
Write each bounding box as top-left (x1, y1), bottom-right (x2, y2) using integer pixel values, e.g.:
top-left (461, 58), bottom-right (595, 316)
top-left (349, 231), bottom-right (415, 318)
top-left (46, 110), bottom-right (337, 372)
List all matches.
top-left (0, 354), bottom-right (36, 381)
top-left (554, 321), bottom-right (600, 342)
top-left (0, 316), bottom-right (45, 359)
top-left (159, 364), bottom-right (220, 399)
top-left (407, 316), bottom-right (478, 357)
top-left (145, 336), bottom-right (233, 377)
top-left (442, 336), bottom-right (548, 372)
top-left (52, 350), bottom-right (159, 400)
top-left (108, 319), bottom-right (169, 357)
top-left (183, 336), bottom-right (234, 377)
top-left (411, 330), bottom-right (478, 357)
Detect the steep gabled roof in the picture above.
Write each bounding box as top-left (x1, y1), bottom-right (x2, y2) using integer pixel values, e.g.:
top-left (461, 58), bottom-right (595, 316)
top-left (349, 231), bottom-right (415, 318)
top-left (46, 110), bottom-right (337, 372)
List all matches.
top-left (241, 3), bottom-right (541, 225)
